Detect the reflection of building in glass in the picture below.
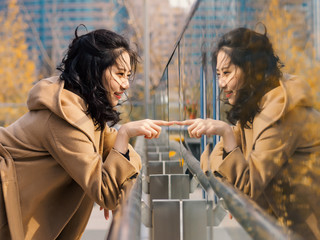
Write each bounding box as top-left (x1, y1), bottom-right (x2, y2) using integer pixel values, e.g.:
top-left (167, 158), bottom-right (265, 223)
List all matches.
top-left (180, 0), bottom-right (265, 116)
top-left (0, 0), bottom-right (129, 74)
top-left (150, 1), bottom-right (186, 73)
top-left (183, 0), bottom-right (318, 66)
top-left (127, 0), bottom-right (187, 84)
top-left (177, 0), bottom-right (319, 121)
top-left (124, 0), bottom-right (188, 121)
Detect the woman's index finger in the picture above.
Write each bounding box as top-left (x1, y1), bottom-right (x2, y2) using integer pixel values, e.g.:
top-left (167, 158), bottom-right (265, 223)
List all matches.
top-left (152, 120), bottom-right (174, 126)
top-left (175, 119), bottom-right (196, 125)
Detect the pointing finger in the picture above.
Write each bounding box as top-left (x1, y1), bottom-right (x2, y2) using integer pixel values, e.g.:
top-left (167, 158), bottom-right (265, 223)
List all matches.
top-left (175, 119), bottom-right (197, 125)
top-left (151, 120), bottom-right (174, 126)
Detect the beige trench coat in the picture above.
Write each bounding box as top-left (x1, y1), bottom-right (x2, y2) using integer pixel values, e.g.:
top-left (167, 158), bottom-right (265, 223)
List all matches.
top-left (201, 75), bottom-right (320, 239)
top-left (0, 77), bottom-right (141, 239)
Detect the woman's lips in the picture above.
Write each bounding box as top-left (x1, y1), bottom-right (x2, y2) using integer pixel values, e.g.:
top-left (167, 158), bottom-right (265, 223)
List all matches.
top-left (114, 92), bottom-right (123, 100)
top-left (225, 91), bottom-right (232, 98)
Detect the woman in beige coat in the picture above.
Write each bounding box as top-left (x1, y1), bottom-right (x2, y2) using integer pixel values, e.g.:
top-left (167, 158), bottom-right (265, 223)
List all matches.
top-left (177, 27), bottom-right (320, 239)
top-left (0, 26), bottom-right (170, 239)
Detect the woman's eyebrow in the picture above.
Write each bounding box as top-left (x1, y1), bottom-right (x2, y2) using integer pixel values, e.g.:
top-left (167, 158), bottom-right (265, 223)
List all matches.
top-left (216, 66), bottom-right (230, 72)
top-left (116, 67), bottom-right (131, 72)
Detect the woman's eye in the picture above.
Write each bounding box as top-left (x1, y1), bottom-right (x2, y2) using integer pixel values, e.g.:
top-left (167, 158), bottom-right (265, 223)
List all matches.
top-left (117, 72), bottom-right (125, 76)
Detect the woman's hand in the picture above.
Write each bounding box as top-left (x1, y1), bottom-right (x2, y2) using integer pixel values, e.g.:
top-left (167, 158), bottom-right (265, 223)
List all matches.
top-left (100, 206), bottom-right (111, 221)
top-left (174, 118), bottom-right (230, 138)
top-left (120, 119), bottom-right (172, 139)
top-left (174, 118), bottom-right (237, 152)
top-left (114, 119), bottom-right (173, 154)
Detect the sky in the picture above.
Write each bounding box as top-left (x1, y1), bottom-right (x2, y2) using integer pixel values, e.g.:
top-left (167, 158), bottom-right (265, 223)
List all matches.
top-left (169, 0), bottom-right (196, 9)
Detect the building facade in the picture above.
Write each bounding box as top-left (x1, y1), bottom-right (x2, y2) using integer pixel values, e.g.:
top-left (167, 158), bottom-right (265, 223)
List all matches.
top-left (0, 0), bottom-right (130, 75)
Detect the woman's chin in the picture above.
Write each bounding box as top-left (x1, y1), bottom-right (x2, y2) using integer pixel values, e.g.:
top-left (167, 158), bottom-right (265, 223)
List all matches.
top-left (228, 99), bottom-right (235, 105)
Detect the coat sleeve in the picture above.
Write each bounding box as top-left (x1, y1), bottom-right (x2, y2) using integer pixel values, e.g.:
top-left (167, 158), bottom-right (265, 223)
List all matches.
top-left (101, 126), bottom-right (141, 173)
top-left (207, 112), bottom-right (301, 200)
top-left (43, 114), bottom-right (139, 210)
top-left (200, 124), bottom-right (241, 174)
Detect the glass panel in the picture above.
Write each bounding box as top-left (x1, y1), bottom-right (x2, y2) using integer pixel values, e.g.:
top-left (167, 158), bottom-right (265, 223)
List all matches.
top-left (153, 0), bottom-right (320, 238)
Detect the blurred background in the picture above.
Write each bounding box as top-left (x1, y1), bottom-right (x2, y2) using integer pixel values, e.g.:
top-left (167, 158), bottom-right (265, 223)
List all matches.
top-left (0, 0), bottom-right (319, 128)
top-left (0, 0), bottom-right (194, 126)
top-left (1, 1), bottom-right (319, 239)
top-left (1, 0), bottom-right (320, 156)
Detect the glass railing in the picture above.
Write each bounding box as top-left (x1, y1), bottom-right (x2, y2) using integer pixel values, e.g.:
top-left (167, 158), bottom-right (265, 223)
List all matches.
top-left (152, 0), bottom-right (241, 157)
top-left (146, 0), bottom-right (318, 239)
top-left (150, 0), bottom-right (320, 158)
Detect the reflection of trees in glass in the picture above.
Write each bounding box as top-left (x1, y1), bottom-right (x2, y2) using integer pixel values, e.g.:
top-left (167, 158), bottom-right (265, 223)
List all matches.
top-left (0, 0), bottom-right (36, 126)
top-left (184, 99), bottom-right (198, 119)
top-left (182, 70), bottom-right (200, 119)
top-left (260, 0), bottom-right (320, 230)
top-left (262, 0), bottom-right (320, 110)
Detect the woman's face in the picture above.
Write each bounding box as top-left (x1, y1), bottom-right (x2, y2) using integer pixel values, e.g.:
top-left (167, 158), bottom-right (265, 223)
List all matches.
top-left (103, 52), bottom-right (131, 107)
top-left (216, 50), bottom-right (244, 105)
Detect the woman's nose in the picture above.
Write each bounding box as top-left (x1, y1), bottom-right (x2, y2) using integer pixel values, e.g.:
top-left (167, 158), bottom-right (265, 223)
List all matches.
top-left (219, 77), bottom-right (226, 88)
top-left (121, 78), bottom-right (130, 90)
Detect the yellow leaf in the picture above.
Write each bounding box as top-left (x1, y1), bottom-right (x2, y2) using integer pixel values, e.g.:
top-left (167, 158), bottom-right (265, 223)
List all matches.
top-left (169, 151), bottom-right (176, 158)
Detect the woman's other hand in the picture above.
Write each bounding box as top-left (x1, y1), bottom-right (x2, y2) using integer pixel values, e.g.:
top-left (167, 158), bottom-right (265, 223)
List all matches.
top-left (100, 206), bottom-right (111, 221)
top-left (174, 118), bottom-right (230, 138)
top-left (174, 119), bottom-right (237, 152)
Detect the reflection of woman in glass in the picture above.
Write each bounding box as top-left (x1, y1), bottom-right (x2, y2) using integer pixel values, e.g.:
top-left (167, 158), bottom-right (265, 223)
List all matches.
top-left (177, 27), bottom-right (320, 239)
top-left (0, 26), bottom-right (170, 239)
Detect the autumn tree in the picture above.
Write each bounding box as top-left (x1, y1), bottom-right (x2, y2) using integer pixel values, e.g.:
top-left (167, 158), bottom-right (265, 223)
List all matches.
top-left (0, 0), bottom-right (36, 126)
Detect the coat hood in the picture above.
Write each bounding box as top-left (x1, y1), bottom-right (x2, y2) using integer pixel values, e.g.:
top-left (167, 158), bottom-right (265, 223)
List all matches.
top-left (27, 76), bottom-right (97, 146)
top-left (253, 74), bottom-right (314, 142)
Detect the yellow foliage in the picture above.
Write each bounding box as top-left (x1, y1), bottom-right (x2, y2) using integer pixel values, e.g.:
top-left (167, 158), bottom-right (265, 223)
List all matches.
top-left (261, 0), bottom-right (320, 110)
top-left (179, 158), bottom-right (184, 167)
top-left (0, 0), bottom-right (36, 126)
top-left (169, 150), bottom-right (176, 158)
top-left (169, 134), bottom-right (185, 142)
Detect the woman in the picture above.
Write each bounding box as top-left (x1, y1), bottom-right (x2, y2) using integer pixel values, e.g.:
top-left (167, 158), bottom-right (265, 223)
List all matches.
top-left (0, 27), bottom-right (170, 239)
top-left (177, 27), bottom-right (320, 239)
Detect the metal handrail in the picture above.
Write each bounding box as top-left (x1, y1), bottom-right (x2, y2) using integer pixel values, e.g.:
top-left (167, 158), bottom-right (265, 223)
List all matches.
top-left (206, 171), bottom-right (303, 240)
top-left (169, 140), bottom-right (303, 240)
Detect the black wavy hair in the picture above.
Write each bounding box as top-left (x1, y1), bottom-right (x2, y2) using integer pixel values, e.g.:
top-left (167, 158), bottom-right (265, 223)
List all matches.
top-left (57, 25), bottom-right (139, 130)
top-left (212, 26), bottom-right (284, 128)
